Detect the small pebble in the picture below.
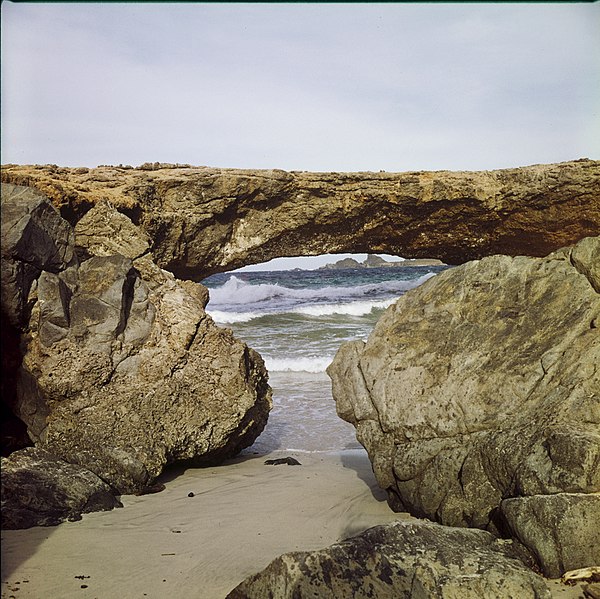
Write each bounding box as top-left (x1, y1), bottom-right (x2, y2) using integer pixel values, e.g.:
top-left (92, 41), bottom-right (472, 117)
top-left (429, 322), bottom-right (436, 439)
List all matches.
top-left (188, 492), bottom-right (195, 497)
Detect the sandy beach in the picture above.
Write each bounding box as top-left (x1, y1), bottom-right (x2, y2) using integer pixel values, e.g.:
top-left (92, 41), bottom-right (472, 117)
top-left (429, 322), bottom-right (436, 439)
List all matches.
top-left (1, 448), bottom-right (586, 599)
top-left (1, 450), bottom-right (411, 599)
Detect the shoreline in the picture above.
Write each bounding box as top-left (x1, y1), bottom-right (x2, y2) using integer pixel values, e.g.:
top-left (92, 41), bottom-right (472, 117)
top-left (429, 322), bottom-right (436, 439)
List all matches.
top-left (1, 448), bottom-right (586, 599)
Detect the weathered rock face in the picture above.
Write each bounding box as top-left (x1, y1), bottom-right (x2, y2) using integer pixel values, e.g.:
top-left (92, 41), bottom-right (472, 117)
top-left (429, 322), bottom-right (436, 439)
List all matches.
top-left (1, 447), bottom-right (122, 529)
top-left (328, 236), bottom-right (600, 575)
top-left (2, 160), bottom-right (599, 278)
top-left (501, 493), bottom-right (600, 578)
top-left (2, 184), bottom-right (272, 496)
top-left (227, 520), bottom-right (551, 599)
top-left (1, 183), bottom-right (78, 456)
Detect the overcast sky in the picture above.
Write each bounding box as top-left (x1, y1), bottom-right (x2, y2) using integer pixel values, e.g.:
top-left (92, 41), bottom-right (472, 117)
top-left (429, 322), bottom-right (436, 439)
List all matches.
top-left (2, 2), bottom-right (599, 270)
top-left (2, 2), bottom-right (599, 173)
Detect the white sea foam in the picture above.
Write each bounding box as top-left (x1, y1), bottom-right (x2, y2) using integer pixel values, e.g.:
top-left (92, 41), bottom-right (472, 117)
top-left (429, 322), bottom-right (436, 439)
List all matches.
top-left (208, 272), bottom-right (436, 310)
top-left (265, 356), bottom-right (333, 373)
top-left (294, 298), bottom-right (396, 317)
top-left (208, 276), bottom-right (290, 305)
top-left (208, 298), bottom-right (395, 324)
top-left (207, 272), bottom-right (438, 324)
top-left (207, 310), bottom-right (260, 324)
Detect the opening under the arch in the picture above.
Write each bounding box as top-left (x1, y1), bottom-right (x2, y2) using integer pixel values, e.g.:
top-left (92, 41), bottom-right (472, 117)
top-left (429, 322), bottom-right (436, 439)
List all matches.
top-left (202, 253), bottom-right (449, 454)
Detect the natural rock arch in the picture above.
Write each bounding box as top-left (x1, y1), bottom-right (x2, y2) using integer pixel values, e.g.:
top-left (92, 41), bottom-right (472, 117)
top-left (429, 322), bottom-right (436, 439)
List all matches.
top-left (2, 159), bottom-right (599, 280)
top-left (1, 161), bottom-right (599, 535)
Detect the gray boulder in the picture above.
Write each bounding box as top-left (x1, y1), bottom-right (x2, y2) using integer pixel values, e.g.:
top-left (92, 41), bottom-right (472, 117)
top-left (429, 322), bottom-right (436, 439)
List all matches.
top-left (1, 447), bottom-right (121, 529)
top-left (7, 197), bottom-right (271, 495)
top-left (227, 520), bottom-right (551, 598)
top-left (328, 237), bottom-right (600, 575)
top-left (1, 182), bottom-right (76, 328)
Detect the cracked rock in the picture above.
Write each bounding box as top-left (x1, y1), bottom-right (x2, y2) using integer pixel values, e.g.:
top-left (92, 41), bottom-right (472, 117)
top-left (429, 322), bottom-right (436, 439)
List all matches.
top-left (227, 520), bottom-right (552, 599)
top-left (501, 493), bottom-right (600, 578)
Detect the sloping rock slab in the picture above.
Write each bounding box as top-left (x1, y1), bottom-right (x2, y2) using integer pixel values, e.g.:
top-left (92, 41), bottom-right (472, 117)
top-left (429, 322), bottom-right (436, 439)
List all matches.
top-left (227, 520), bottom-right (551, 599)
top-left (1, 447), bottom-right (121, 529)
top-left (501, 493), bottom-right (600, 578)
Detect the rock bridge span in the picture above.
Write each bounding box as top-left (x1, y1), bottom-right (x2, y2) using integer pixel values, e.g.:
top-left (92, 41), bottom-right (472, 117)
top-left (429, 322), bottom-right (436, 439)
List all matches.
top-left (2, 159), bottom-right (599, 279)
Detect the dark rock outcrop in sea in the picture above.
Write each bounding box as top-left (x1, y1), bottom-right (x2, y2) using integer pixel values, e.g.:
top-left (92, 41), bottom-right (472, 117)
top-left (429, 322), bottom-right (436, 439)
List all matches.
top-left (319, 255), bottom-right (445, 269)
top-left (227, 520), bottom-right (552, 598)
top-left (2, 160), bottom-right (599, 278)
top-left (1, 183), bottom-right (271, 507)
top-left (327, 235), bottom-right (600, 577)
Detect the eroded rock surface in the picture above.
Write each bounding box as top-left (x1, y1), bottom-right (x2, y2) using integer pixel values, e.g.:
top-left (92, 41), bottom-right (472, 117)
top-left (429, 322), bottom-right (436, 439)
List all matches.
top-left (227, 520), bottom-right (551, 599)
top-left (2, 185), bottom-right (271, 496)
top-left (501, 493), bottom-right (600, 578)
top-left (328, 236), bottom-right (600, 575)
top-left (1, 447), bottom-right (122, 529)
top-left (2, 160), bottom-right (599, 278)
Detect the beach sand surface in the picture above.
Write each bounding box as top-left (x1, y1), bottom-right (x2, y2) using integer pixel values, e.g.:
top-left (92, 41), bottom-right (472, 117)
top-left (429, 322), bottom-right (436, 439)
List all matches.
top-left (1, 450), bottom-right (408, 599)
top-left (1, 449), bottom-right (585, 599)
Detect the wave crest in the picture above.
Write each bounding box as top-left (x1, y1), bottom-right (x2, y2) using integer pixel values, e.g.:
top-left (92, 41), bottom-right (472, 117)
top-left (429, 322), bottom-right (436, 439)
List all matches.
top-left (208, 272), bottom-right (435, 307)
top-left (206, 272), bottom-right (437, 324)
top-left (265, 356), bottom-right (333, 373)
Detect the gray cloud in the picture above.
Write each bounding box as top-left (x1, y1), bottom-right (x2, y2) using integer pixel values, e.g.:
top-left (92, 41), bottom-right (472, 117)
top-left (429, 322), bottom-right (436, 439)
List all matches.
top-left (2, 2), bottom-right (598, 170)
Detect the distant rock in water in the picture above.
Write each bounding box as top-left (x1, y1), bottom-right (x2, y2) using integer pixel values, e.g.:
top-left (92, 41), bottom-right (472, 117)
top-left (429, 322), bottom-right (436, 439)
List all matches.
top-left (328, 235), bottom-right (600, 577)
top-left (1, 183), bottom-right (272, 502)
top-left (320, 257), bottom-right (363, 269)
top-left (319, 254), bottom-right (445, 269)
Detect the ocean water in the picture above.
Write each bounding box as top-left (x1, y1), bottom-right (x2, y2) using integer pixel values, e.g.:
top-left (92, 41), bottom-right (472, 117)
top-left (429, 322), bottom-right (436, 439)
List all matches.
top-left (202, 265), bottom-right (448, 454)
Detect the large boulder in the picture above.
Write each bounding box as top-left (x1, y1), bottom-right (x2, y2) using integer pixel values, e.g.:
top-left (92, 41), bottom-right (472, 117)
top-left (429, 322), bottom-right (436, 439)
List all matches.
top-left (1, 447), bottom-right (122, 529)
top-left (227, 520), bottom-right (551, 598)
top-left (1, 183), bottom-right (78, 456)
top-left (328, 236), bottom-right (600, 575)
top-left (3, 190), bottom-right (271, 495)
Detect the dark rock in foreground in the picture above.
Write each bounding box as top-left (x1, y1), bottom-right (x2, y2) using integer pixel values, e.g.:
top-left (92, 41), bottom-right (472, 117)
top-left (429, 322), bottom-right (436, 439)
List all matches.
top-left (227, 520), bottom-right (551, 599)
top-left (1, 447), bottom-right (122, 529)
top-left (328, 236), bottom-right (600, 576)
